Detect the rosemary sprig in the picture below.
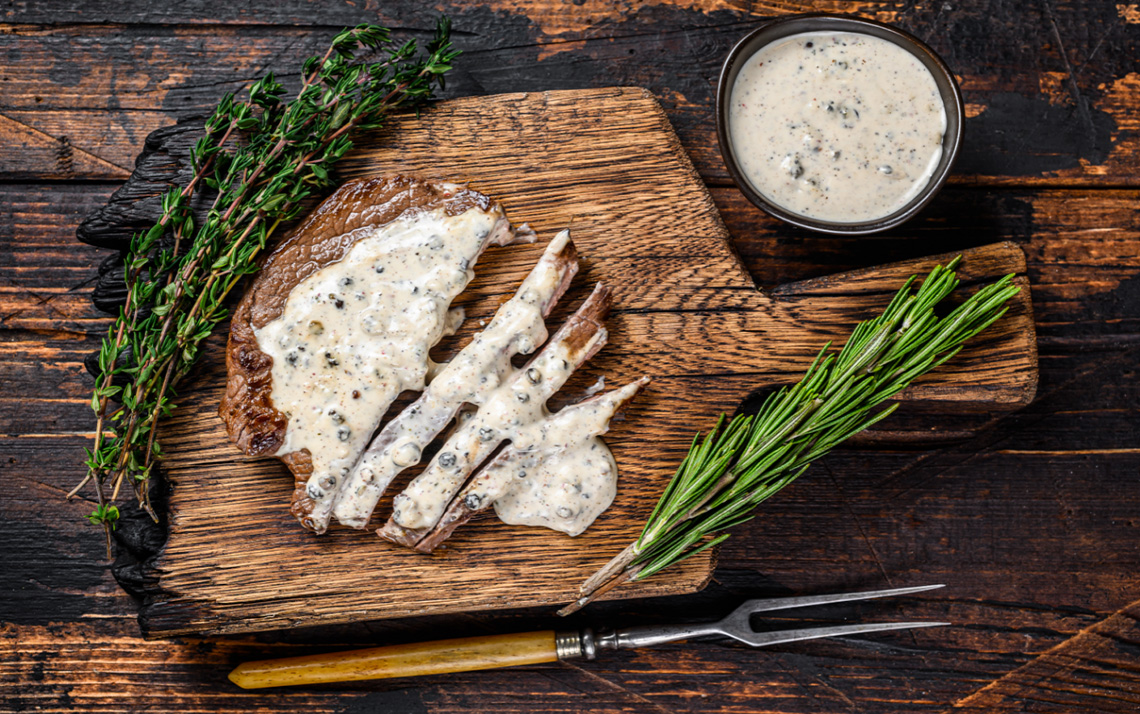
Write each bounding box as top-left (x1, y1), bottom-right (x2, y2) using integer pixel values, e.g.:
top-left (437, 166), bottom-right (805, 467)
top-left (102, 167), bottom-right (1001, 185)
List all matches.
top-left (74, 20), bottom-right (459, 556)
top-left (560, 258), bottom-right (1021, 615)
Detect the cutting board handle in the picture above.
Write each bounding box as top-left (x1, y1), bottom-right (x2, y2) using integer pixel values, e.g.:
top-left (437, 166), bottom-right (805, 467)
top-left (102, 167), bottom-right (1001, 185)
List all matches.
top-left (750, 241), bottom-right (1038, 411)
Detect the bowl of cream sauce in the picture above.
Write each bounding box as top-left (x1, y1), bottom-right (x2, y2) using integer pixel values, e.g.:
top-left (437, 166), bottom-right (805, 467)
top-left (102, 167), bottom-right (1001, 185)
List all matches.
top-left (716, 14), bottom-right (964, 234)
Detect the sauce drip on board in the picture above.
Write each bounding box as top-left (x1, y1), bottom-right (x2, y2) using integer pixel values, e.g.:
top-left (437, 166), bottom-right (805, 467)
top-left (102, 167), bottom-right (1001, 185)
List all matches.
top-left (728, 31), bottom-right (946, 223)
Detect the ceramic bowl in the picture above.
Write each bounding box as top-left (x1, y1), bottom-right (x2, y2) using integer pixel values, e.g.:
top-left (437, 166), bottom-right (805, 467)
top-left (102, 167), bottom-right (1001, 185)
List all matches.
top-left (716, 14), bottom-right (965, 235)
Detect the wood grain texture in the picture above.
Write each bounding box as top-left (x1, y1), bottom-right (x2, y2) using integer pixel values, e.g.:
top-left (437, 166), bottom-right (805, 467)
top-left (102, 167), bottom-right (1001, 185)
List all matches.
top-left (0, 0), bottom-right (1137, 187)
top-left (2, 199), bottom-right (1135, 711)
top-left (138, 88), bottom-right (1036, 638)
top-left (950, 597), bottom-right (1140, 711)
top-left (229, 631), bottom-right (560, 688)
top-left (4, 2), bottom-right (1140, 712)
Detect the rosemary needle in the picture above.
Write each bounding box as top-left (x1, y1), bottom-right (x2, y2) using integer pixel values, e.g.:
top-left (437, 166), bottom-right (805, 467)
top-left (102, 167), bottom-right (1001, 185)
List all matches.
top-left (76, 21), bottom-right (459, 555)
top-left (561, 258), bottom-right (1021, 615)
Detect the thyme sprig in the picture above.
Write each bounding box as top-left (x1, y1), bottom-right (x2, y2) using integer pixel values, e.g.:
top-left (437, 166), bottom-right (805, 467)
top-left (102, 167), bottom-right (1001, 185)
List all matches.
top-left (74, 20), bottom-right (459, 556)
top-left (561, 258), bottom-right (1021, 614)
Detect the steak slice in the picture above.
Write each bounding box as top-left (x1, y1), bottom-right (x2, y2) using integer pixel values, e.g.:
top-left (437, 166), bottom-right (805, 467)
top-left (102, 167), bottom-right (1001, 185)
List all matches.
top-left (413, 376), bottom-right (650, 553)
top-left (219, 175), bottom-right (534, 532)
top-left (378, 283), bottom-right (613, 548)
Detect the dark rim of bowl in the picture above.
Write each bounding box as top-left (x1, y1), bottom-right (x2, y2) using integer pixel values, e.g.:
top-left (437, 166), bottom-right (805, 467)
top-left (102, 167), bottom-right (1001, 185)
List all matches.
top-left (715, 13), bottom-right (965, 235)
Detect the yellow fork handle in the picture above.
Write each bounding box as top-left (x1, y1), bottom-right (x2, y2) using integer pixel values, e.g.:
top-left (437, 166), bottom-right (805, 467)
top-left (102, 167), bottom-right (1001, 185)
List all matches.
top-left (228, 630), bottom-right (559, 689)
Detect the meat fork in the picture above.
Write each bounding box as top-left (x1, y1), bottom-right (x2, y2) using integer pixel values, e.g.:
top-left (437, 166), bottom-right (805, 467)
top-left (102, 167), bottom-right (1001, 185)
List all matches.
top-left (229, 584), bottom-right (947, 688)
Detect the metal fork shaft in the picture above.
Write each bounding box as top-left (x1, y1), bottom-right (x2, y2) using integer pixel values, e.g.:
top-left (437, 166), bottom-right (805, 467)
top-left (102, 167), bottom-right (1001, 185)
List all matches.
top-left (584, 619), bottom-right (948, 653)
top-left (741, 584), bottom-right (946, 615)
top-left (593, 623), bottom-right (726, 650)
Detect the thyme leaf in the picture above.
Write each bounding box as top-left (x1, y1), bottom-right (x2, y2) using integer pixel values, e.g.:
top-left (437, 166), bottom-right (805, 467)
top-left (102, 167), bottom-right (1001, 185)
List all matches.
top-left (73, 20), bottom-right (460, 556)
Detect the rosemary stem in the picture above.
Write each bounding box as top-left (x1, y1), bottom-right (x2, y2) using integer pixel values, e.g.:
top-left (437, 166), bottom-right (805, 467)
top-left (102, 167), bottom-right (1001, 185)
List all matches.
top-left (563, 261), bottom-right (1022, 614)
top-left (559, 566), bottom-right (641, 617)
top-left (577, 541), bottom-right (643, 597)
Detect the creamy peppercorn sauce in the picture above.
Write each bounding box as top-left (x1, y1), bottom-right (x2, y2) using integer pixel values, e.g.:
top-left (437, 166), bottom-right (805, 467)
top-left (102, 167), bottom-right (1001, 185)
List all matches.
top-left (255, 207), bottom-right (498, 526)
top-left (382, 284), bottom-right (611, 543)
top-left (728, 31), bottom-right (946, 223)
top-left (327, 230), bottom-right (578, 532)
top-left (459, 378), bottom-right (647, 537)
top-left (388, 319), bottom-right (602, 534)
top-left (256, 213), bottom-right (637, 541)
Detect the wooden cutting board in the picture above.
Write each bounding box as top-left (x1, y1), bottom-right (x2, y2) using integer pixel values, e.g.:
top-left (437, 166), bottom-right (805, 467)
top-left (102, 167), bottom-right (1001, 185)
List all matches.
top-left (139, 87), bottom-right (1037, 638)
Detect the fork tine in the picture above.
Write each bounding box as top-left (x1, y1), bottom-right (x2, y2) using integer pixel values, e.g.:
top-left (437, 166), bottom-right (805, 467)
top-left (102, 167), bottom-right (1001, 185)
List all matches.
top-left (732, 584), bottom-right (945, 618)
top-left (738, 621), bottom-right (950, 648)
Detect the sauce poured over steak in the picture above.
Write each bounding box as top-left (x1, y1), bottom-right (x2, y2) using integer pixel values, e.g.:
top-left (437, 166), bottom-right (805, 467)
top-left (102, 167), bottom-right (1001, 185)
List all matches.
top-left (222, 174), bottom-right (647, 544)
top-left (219, 175), bottom-right (533, 531)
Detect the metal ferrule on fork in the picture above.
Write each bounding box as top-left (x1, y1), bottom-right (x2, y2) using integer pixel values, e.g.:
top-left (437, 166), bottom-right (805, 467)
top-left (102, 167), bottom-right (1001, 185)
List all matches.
top-left (554, 629), bottom-right (597, 660)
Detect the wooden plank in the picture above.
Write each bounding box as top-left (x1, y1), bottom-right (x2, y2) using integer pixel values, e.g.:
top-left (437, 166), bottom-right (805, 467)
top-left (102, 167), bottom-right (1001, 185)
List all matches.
top-left (950, 599), bottom-right (1140, 711)
top-left (0, 109), bottom-right (169, 180)
top-left (0, 113), bottom-right (131, 180)
top-left (713, 186), bottom-right (1140, 346)
top-left (4, 567), bottom-right (1139, 712)
top-left (1, 0), bottom-right (1138, 185)
top-left (0, 2), bottom-right (949, 34)
top-left (0, 0), bottom-right (1136, 701)
top-left (0, 614), bottom-right (1023, 714)
top-left (8, 182), bottom-right (1131, 439)
top-left (129, 88), bottom-right (1036, 637)
top-left (4, 179), bottom-right (1138, 709)
top-left (8, 345), bottom-right (1140, 710)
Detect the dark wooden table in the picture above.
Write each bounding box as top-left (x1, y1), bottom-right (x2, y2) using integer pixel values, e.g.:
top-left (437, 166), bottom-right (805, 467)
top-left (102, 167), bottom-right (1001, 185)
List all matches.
top-left (4, 2), bottom-right (1139, 711)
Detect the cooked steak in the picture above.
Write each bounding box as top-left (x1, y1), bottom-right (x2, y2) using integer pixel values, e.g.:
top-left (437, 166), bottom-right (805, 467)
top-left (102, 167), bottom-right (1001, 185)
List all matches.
top-left (219, 175), bottom-right (534, 532)
top-left (413, 376), bottom-right (651, 553)
top-left (378, 283), bottom-right (614, 548)
top-left (327, 230), bottom-right (579, 532)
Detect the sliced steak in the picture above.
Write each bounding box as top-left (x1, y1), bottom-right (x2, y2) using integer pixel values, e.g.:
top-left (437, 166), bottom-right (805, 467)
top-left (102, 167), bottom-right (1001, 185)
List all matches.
top-left (414, 376), bottom-right (650, 553)
top-left (219, 175), bottom-right (534, 532)
top-left (378, 283), bottom-right (613, 548)
top-left (327, 230), bottom-right (579, 532)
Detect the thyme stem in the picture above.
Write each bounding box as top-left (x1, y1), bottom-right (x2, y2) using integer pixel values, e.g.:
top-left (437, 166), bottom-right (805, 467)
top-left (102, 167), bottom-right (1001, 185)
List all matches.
top-left (76, 20), bottom-right (460, 543)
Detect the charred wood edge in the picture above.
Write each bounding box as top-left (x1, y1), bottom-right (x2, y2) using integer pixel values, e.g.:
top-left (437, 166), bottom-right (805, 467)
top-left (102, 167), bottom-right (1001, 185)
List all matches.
top-left (79, 115), bottom-right (336, 624)
top-left (77, 116), bottom-right (209, 252)
top-left (80, 115), bottom-right (212, 379)
top-left (78, 117), bottom-right (209, 608)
